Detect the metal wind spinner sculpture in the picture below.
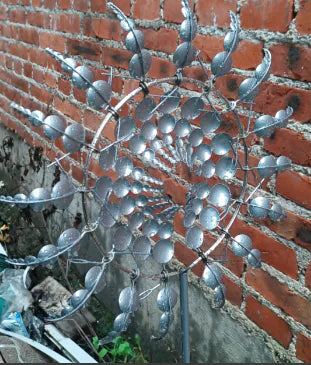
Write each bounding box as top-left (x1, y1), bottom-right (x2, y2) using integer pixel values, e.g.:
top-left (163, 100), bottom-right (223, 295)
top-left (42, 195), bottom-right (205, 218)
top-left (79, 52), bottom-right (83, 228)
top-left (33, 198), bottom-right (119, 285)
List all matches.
top-left (3, 0), bottom-right (293, 355)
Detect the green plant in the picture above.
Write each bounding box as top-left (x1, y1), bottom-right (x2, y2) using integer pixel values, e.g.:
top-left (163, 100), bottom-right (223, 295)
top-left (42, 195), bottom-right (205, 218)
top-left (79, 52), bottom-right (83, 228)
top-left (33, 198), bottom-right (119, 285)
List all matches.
top-left (93, 333), bottom-right (148, 363)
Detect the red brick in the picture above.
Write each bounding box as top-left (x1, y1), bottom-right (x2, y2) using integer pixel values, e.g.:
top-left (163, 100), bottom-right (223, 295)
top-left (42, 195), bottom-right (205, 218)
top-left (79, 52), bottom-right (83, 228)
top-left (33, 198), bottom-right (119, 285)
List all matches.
top-left (197, 0), bottom-right (236, 28)
top-left (246, 269), bottom-right (311, 330)
top-left (241, 0), bottom-right (294, 32)
top-left (276, 170), bottom-right (311, 210)
top-left (148, 56), bottom-right (176, 79)
top-left (29, 48), bottom-right (55, 68)
top-left (58, 0), bottom-right (70, 9)
top-left (91, 18), bottom-right (121, 41)
top-left (163, 0), bottom-right (194, 23)
top-left (222, 275), bottom-right (243, 306)
top-left (73, 0), bottom-right (88, 11)
top-left (28, 11), bottom-right (50, 28)
top-left (296, 333), bottom-right (311, 362)
top-left (39, 32), bottom-right (66, 52)
top-left (9, 9), bottom-right (26, 23)
top-left (14, 60), bottom-right (22, 74)
top-left (264, 128), bottom-right (311, 167)
top-left (110, 0), bottom-right (130, 15)
top-left (245, 296), bottom-right (292, 347)
top-left (90, 0), bottom-right (106, 13)
top-left (143, 28), bottom-right (178, 54)
top-left (58, 78), bottom-right (71, 96)
top-left (52, 14), bottom-right (81, 34)
top-left (296, 0), bottom-right (311, 35)
top-left (231, 218), bottom-right (298, 279)
top-left (9, 43), bottom-right (29, 60)
top-left (0, 7), bottom-right (6, 20)
top-left (84, 110), bottom-right (102, 132)
top-left (30, 85), bottom-right (53, 104)
top-left (21, 0), bottom-right (31, 4)
top-left (11, 74), bottom-right (28, 92)
top-left (67, 39), bottom-right (100, 61)
top-left (18, 27), bottom-right (39, 45)
top-left (32, 0), bottom-right (42, 6)
top-left (133, 0), bottom-right (160, 21)
top-left (264, 211), bottom-right (311, 252)
top-left (54, 97), bottom-right (82, 122)
top-left (44, 0), bottom-right (56, 9)
top-left (102, 46), bottom-right (131, 70)
top-left (270, 44), bottom-right (311, 82)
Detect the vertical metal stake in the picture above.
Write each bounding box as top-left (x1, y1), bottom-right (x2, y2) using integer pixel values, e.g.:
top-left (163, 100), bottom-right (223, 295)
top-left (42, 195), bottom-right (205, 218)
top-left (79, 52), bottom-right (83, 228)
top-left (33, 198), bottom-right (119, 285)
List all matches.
top-left (180, 270), bottom-right (190, 363)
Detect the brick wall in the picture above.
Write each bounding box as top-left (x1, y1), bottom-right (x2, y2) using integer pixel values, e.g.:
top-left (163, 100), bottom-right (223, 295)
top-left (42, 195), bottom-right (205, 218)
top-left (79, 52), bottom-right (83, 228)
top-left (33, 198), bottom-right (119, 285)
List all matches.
top-left (0, 0), bottom-right (310, 361)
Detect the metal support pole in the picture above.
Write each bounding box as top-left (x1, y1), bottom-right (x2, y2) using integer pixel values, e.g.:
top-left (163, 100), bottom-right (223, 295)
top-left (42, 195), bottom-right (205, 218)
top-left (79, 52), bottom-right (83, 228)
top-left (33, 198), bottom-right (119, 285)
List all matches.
top-left (179, 270), bottom-right (190, 363)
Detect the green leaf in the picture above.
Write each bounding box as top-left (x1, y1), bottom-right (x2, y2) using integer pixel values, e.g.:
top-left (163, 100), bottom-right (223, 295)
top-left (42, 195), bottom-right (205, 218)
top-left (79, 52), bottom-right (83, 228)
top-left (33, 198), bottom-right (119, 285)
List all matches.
top-left (118, 341), bottom-right (132, 356)
top-left (92, 336), bottom-right (99, 351)
top-left (98, 348), bottom-right (108, 359)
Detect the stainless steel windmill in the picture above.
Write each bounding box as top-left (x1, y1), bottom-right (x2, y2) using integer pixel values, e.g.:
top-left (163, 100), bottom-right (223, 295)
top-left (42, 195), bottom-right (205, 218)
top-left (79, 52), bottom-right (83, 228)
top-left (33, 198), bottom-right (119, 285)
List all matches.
top-left (4, 0), bottom-right (293, 361)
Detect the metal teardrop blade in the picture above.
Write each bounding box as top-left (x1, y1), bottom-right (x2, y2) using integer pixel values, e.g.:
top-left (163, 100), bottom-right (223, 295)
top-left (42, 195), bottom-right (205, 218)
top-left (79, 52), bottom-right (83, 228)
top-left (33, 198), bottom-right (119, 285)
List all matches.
top-left (211, 133), bottom-right (233, 156)
top-left (51, 179), bottom-right (74, 209)
top-left (142, 219), bottom-right (159, 237)
top-left (157, 287), bottom-right (177, 312)
top-left (181, 97), bottom-right (204, 120)
top-left (87, 80), bottom-right (112, 110)
top-left (85, 266), bottom-right (105, 293)
top-left (125, 30), bottom-right (145, 53)
top-left (140, 120), bottom-right (157, 140)
top-left (158, 114), bottom-right (175, 134)
top-left (129, 135), bottom-right (147, 155)
top-left (113, 313), bottom-right (130, 333)
top-left (175, 118), bottom-right (191, 138)
top-left (70, 289), bottom-right (89, 308)
top-left (132, 236), bottom-right (151, 261)
top-left (99, 145), bottom-right (117, 170)
top-left (63, 123), bottom-right (85, 153)
top-left (247, 249), bottom-right (261, 268)
top-left (115, 116), bottom-right (136, 141)
top-left (215, 157), bottom-right (237, 180)
top-left (135, 97), bottom-right (156, 122)
top-left (43, 115), bottom-right (66, 140)
top-left (100, 202), bottom-right (120, 227)
top-left (57, 228), bottom-right (81, 250)
top-left (202, 160), bottom-right (215, 178)
top-left (238, 78), bottom-right (259, 102)
top-left (72, 66), bottom-right (94, 90)
top-left (29, 110), bottom-right (44, 127)
top-left (113, 225), bottom-right (133, 251)
top-left (232, 234), bottom-right (252, 257)
top-left (158, 222), bottom-right (174, 239)
top-left (128, 212), bottom-right (144, 232)
top-left (157, 90), bottom-right (181, 114)
top-left (115, 157), bottom-right (133, 177)
top-left (214, 284), bottom-right (226, 308)
top-left (129, 50), bottom-right (152, 79)
top-left (152, 239), bottom-right (174, 264)
top-left (199, 207), bottom-right (220, 230)
top-left (202, 264), bottom-right (222, 289)
top-left (61, 57), bottom-right (77, 73)
top-left (209, 184), bottom-right (231, 207)
top-left (29, 188), bottom-right (51, 211)
top-left (185, 225), bottom-right (203, 249)
top-left (113, 177), bottom-right (130, 198)
top-left (173, 42), bottom-right (196, 68)
top-left (211, 52), bottom-right (232, 77)
top-left (119, 287), bottom-right (140, 313)
top-left (249, 197), bottom-right (270, 219)
top-left (120, 196), bottom-right (135, 215)
top-left (94, 176), bottom-right (112, 201)
top-left (257, 156), bottom-right (276, 178)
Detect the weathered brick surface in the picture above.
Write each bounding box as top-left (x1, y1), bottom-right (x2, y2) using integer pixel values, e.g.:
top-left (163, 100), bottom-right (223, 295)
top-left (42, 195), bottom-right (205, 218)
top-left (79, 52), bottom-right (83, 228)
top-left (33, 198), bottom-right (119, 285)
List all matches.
top-left (0, 1), bottom-right (310, 361)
